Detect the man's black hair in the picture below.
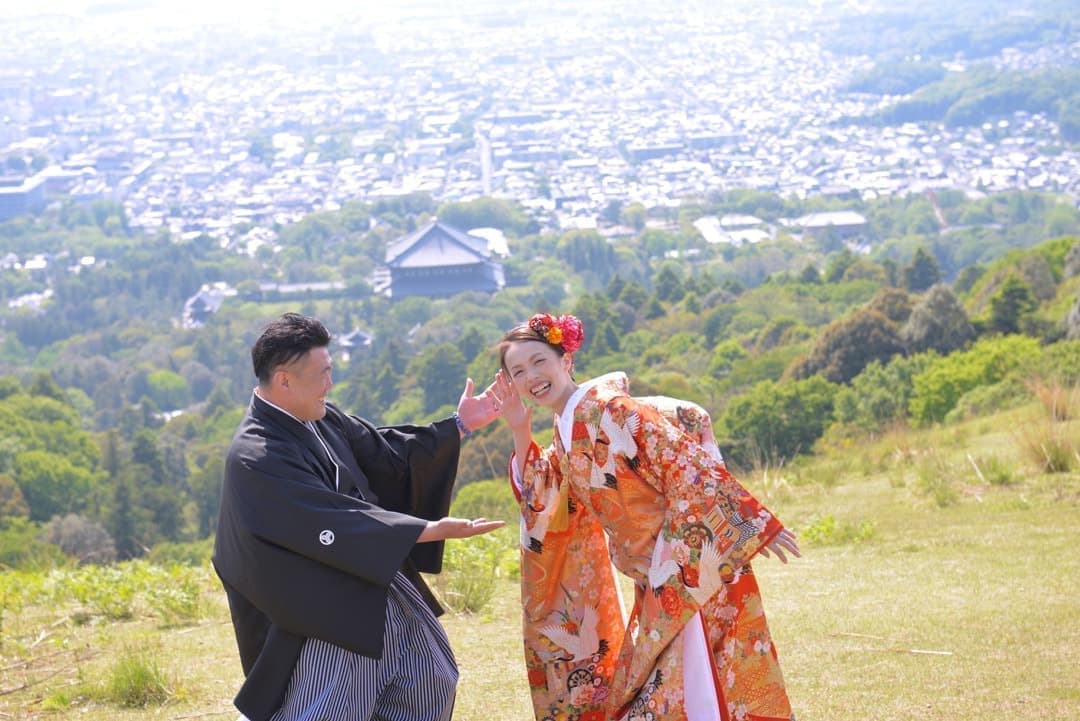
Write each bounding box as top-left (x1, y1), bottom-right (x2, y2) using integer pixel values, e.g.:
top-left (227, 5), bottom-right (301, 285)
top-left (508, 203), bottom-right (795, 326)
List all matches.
top-left (251, 313), bottom-right (331, 384)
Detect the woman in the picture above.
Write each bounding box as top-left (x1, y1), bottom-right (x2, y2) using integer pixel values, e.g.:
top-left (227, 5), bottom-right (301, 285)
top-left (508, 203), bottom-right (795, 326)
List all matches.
top-left (491, 312), bottom-right (799, 721)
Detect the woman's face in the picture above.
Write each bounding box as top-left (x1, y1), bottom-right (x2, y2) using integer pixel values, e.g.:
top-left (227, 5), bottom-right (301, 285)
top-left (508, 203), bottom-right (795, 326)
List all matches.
top-left (502, 339), bottom-right (575, 411)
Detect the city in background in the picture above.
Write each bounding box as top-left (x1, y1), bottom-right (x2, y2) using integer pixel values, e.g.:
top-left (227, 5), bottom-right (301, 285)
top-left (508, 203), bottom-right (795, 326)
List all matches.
top-left (2, 0), bottom-right (1077, 244)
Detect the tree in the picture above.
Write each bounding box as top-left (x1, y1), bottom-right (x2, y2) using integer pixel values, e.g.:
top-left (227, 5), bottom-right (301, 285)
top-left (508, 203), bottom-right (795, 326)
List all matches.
top-left (145, 369), bottom-right (191, 410)
top-left (954, 264), bottom-right (987, 294)
top-left (109, 477), bottom-right (138, 559)
top-left (654, 265), bottom-right (684, 302)
top-left (901, 284), bottom-right (975, 354)
top-left (556, 231), bottom-right (617, 282)
top-left (798, 264), bottom-right (821, 284)
top-left (703, 306), bottom-right (736, 347)
top-left (824, 249), bottom-right (856, 283)
top-left (833, 354), bottom-right (936, 433)
top-left (787, 309), bottom-right (905, 385)
top-left (190, 453), bottom-right (225, 537)
top-left (137, 481), bottom-right (184, 543)
top-left (902, 247), bottom-right (942, 292)
top-left (132, 429), bottom-right (166, 485)
top-left (408, 343), bottom-right (468, 414)
top-left (43, 513), bottom-right (116, 564)
top-left (589, 319), bottom-right (622, 358)
top-left (1016, 254), bottom-right (1056, 302)
top-left (602, 199), bottom-right (622, 225)
top-left (29, 372), bottom-right (66, 401)
top-left (753, 318), bottom-right (805, 353)
top-left (456, 326), bottom-right (486, 365)
top-left (1066, 295), bottom-right (1080, 340)
top-left (867, 287), bottom-right (913, 324)
top-left (709, 340), bottom-right (749, 380)
top-left (1065, 241), bottom-right (1080, 279)
top-left (1044, 204), bottom-right (1080, 238)
top-left (621, 202), bottom-right (647, 231)
top-left (0, 473), bottom-right (29, 519)
top-left (605, 275), bottom-right (627, 301)
top-left (450, 479), bottom-right (519, 524)
top-left (988, 275), bottom-right (1036, 335)
top-left (842, 259), bottom-right (888, 284)
top-left (616, 281), bottom-right (649, 309)
top-left (455, 421), bottom-right (516, 486)
top-left (880, 258), bottom-right (899, 287)
top-left (643, 295), bottom-right (666, 320)
top-left (908, 335), bottom-right (1041, 425)
top-left (13, 450), bottom-right (96, 521)
top-left (722, 376), bottom-right (838, 464)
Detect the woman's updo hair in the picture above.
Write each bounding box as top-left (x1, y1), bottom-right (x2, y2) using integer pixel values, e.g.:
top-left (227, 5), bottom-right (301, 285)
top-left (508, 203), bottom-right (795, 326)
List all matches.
top-left (497, 313), bottom-right (585, 370)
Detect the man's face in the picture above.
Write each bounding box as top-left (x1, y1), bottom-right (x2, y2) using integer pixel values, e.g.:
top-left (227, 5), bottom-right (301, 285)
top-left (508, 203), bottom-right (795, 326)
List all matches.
top-left (278, 346), bottom-right (333, 421)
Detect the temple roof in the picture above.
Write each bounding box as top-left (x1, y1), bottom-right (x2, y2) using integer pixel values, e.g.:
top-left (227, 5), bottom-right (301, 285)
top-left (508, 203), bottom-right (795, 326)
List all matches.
top-left (385, 219), bottom-right (492, 269)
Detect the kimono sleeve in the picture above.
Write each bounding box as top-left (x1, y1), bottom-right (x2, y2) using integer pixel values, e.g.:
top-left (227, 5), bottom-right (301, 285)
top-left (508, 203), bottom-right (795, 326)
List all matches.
top-left (603, 396), bottom-right (785, 609)
top-left (229, 443), bottom-right (426, 588)
top-left (334, 408), bottom-right (460, 574)
top-left (513, 441), bottom-right (626, 719)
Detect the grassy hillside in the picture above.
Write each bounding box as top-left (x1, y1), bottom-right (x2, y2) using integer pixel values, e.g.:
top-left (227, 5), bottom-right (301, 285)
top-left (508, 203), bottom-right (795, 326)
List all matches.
top-left (2, 397), bottom-right (1077, 720)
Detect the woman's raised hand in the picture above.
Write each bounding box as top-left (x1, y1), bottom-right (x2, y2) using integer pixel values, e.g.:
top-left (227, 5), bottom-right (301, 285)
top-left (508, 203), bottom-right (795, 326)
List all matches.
top-left (492, 369), bottom-right (531, 430)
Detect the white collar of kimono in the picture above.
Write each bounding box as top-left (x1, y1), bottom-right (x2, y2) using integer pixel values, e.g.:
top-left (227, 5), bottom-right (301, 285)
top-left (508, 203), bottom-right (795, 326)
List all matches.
top-left (555, 372), bottom-right (625, 450)
top-left (253, 390), bottom-right (339, 491)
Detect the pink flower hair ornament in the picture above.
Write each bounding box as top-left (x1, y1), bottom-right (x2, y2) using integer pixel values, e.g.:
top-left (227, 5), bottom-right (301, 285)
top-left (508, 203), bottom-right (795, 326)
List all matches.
top-left (528, 313), bottom-right (585, 354)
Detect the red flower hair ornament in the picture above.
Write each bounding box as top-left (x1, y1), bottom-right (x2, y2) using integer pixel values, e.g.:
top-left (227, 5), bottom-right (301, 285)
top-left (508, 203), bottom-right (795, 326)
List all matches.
top-left (528, 313), bottom-right (585, 354)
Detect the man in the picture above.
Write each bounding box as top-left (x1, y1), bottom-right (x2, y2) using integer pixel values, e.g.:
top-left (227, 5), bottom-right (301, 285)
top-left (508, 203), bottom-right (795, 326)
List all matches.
top-left (213, 313), bottom-right (504, 721)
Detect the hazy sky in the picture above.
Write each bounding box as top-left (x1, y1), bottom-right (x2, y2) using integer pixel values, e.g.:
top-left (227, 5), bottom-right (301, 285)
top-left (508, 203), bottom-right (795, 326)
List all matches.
top-left (0, 0), bottom-right (415, 24)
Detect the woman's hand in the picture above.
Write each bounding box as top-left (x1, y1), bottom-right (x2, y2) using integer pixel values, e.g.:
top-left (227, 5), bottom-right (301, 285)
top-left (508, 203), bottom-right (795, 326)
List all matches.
top-left (757, 528), bottom-right (801, 564)
top-left (492, 369), bottom-right (532, 431)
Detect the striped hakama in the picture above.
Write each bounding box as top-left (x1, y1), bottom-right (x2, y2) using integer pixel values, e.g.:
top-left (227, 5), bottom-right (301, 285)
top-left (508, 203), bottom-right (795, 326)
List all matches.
top-left (266, 572), bottom-right (458, 721)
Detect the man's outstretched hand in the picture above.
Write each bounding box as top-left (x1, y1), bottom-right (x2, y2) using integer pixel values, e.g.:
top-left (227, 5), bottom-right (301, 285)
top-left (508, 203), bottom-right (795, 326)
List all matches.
top-left (418, 517), bottom-right (506, 543)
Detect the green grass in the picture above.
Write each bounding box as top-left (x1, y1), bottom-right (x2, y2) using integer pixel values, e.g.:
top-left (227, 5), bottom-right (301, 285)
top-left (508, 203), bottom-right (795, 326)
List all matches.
top-left (2, 407), bottom-right (1078, 720)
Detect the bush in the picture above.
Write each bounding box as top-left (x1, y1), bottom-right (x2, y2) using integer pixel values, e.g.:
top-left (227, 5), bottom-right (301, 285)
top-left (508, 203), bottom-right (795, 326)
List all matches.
top-left (68, 565), bottom-right (138, 620)
top-left (43, 513), bottom-right (116, 564)
top-left (146, 537), bottom-right (214, 566)
top-left (1022, 339), bottom-right (1080, 386)
top-left (945, 377), bottom-right (1030, 423)
top-left (833, 354), bottom-right (936, 433)
top-left (0, 517), bottom-right (66, 569)
top-left (145, 565), bottom-right (204, 626)
top-left (800, 514), bottom-right (876, 545)
top-left (722, 376), bottom-right (839, 464)
top-left (450, 479), bottom-right (520, 525)
top-left (433, 526), bottom-right (517, 613)
top-left (909, 335), bottom-right (1041, 425)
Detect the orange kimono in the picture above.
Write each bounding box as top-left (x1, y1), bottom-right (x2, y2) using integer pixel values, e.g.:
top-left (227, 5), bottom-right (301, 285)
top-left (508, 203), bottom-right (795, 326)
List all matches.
top-left (511, 373), bottom-right (793, 721)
